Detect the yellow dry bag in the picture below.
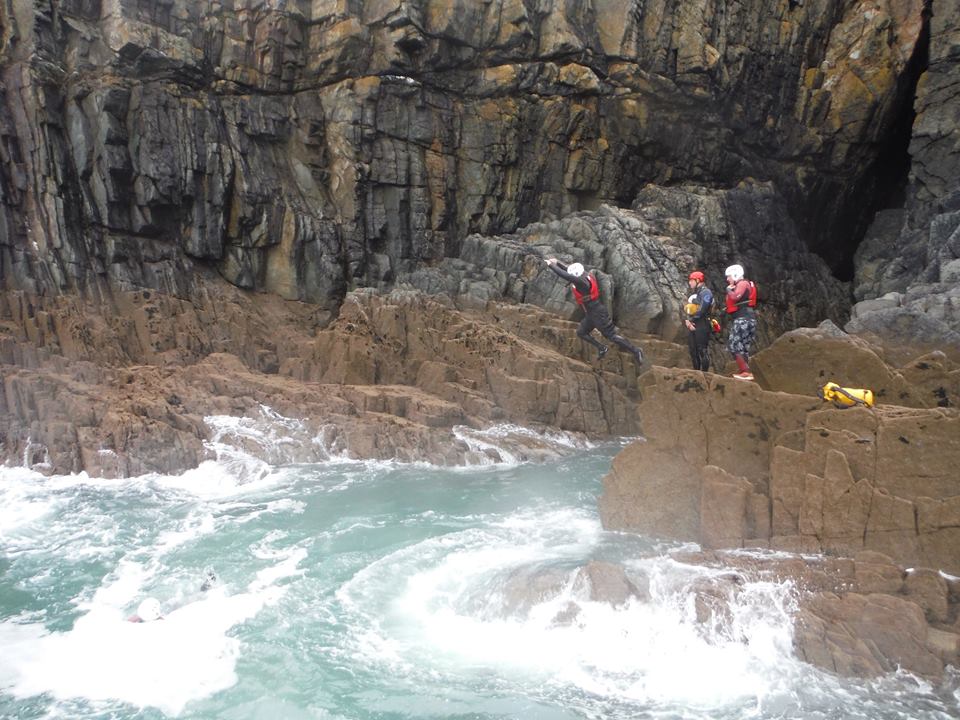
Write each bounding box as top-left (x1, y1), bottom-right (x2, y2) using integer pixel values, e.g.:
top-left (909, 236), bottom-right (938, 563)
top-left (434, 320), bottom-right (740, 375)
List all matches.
top-left (819, 382), bottom-right (875, 409)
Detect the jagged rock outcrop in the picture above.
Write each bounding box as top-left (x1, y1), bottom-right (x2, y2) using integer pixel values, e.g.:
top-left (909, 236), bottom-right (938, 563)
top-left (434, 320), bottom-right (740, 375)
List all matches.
top-left (0, 0), bottom-right (927, 313)
top-left (392, 182), bottom-right (847, 346)
top-left (0, 281), bottom-right (648, 475)
top-left (599, 366), bottom-right (960, 574)
top-left (629, 183), bottom-right (851, 343)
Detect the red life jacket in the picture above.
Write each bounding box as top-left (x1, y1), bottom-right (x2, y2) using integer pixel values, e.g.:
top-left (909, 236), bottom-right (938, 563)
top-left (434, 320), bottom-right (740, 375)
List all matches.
top-left (725, 279), bottom-right (758, 314)
top-left (572, 274), bottom-right (600, 305)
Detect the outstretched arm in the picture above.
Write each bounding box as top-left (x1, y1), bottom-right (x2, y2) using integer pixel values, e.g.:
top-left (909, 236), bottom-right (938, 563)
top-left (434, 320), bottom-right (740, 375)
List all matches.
top-left (545, 257), bottom-right (577, 283)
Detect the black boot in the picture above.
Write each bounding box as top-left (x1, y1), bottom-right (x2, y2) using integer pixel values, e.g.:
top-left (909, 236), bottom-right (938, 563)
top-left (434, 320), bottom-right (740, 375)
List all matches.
top-left (580, 333), bottom-right (606, 357)
top-left (612, 335), bottom-right (644, 365)
top-left (597, 345), bottom-right (609, 359)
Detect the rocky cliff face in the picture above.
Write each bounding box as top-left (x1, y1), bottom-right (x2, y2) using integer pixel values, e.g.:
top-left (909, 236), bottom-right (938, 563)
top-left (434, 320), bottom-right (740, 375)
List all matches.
top-left (1, 2), bottom-right (958, 684)
top-left (0, 0), bottom-right (932, 317)
top-left (849, 1), bottom-right (960, 357)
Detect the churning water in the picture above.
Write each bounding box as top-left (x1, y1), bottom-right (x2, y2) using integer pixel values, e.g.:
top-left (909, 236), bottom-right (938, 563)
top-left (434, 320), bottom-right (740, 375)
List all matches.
top-left (0, 418), bottom-right (958, 719)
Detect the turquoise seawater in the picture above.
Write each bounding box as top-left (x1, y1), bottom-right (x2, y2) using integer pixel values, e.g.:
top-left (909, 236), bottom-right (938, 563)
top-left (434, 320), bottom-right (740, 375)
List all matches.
top-left (0, 434), bottom-right (958, 719)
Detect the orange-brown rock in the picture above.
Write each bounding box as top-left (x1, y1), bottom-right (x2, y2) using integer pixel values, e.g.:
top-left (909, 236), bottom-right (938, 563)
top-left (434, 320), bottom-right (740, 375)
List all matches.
top-left (752, 323), bottom-right (959, 409)
top-left (600, 367), bottom-right (960, 575)
top-left (670, 549), bottom-right (960, 680)
top-left (0, 280), bottom-right (649, 476)
top-left (599, 367), bottom-right (820, 541)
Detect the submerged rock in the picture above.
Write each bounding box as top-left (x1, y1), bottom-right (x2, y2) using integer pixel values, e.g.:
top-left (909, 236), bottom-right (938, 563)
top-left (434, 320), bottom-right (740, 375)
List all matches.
top-left (573, 561), bottom-right (650, 607)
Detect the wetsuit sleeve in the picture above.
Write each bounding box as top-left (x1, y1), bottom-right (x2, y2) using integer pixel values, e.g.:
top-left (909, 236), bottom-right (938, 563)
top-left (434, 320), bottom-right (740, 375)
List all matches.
top-left (727, 280), bottom-right (750, 305)
top-left (547, 262), bottom-right (573, 281)
top-left (548, 263), bottom-right (593, 294)
top-left (691, 288), bottom-right (713, 320)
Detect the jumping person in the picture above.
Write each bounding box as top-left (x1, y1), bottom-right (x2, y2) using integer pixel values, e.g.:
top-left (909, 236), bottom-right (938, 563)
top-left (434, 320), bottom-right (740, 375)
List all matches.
top-left (684, 270), bottom-right (713, 372)
top-left (724, 264), bottom-right (757, 381)
top-left (545, 258), bottom-right (644, 365)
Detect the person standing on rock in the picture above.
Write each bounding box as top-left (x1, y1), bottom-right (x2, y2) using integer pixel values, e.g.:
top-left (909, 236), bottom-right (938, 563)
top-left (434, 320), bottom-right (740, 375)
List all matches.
top-left (684, 270), bottom-right (713, 372)
top-left (545, 258), bottom-right (645, 365)
top-left (724, 264), bottom-right (757, 381)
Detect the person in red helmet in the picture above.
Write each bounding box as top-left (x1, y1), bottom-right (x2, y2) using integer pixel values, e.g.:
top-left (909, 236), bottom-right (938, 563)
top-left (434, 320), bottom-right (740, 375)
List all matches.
top-left (683, 270), bottom-right (713, 372)
top-left (544, 258), bottom-right (645, 366)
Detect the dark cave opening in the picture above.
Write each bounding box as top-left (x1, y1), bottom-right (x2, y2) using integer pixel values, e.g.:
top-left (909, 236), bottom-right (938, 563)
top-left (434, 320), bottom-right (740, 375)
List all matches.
top-left (827, 2), bottom-right (931, 282)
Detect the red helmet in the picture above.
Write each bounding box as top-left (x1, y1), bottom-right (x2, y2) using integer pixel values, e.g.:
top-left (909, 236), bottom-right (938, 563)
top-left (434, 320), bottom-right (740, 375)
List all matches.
top-left (688, 271), bottom-right (705, 282)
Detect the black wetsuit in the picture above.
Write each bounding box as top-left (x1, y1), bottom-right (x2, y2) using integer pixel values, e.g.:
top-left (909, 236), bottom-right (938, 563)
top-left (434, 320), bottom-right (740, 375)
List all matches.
top-left (548, 262), bottom-right (644, 362)
top-left (687, 284), bottom-right (713, 372)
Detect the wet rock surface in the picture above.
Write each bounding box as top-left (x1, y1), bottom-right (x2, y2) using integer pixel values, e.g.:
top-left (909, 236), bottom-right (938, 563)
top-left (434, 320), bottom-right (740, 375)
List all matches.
top-left (673, 549), bottom-right (960, 681)
top-left (600, 361), bottom-right (960, 679)
top-left (0, 280), bottom-right (649, 475)
top-left (0, 0), bottom-right (957, 687)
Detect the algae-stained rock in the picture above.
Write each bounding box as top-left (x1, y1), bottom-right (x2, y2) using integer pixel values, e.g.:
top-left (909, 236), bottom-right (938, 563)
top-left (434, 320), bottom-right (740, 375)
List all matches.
top-left (847, 0), bottom-right (960, 357)
top-left (0, 0), bottom-right (928, 317)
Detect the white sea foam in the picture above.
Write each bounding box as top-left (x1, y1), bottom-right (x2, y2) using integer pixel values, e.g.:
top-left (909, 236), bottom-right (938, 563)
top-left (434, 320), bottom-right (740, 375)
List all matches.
top-left (0, 467), bottom-right (62, 537)
top-left (0, 544), bottom-right (304, 716)
top-left (336, 507), bottom-right (804, 713)
top-left (149, 459), bottom-right (292, 500)
top-left (205, 403), bottom-right (614, 474)
top-left (452, 423), bottom-right (599, 467)
top-left (202, 405), bottom-right (320, 482)
top-left (2, 449), bottom-right (956, 719)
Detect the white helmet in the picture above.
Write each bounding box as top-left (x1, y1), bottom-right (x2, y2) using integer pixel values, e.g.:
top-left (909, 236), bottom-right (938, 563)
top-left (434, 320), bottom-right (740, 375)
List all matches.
top-left (725, 264), bottom-right (744, 282)
top-left (567, 262), bottom-right (585, 278)
top-left (137, 598), bottom-right (163, 622)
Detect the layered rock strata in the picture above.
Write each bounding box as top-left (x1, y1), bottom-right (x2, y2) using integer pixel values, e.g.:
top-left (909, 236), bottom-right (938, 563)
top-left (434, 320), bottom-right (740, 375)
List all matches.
top-left (600, 362), bottom-right (960, 680)
top-left (850, 1), bottom-right (960, 356)
top-left (0, 0), bottom-right (927, 309)
top-left (395, 183), bottom-right (848, 346)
